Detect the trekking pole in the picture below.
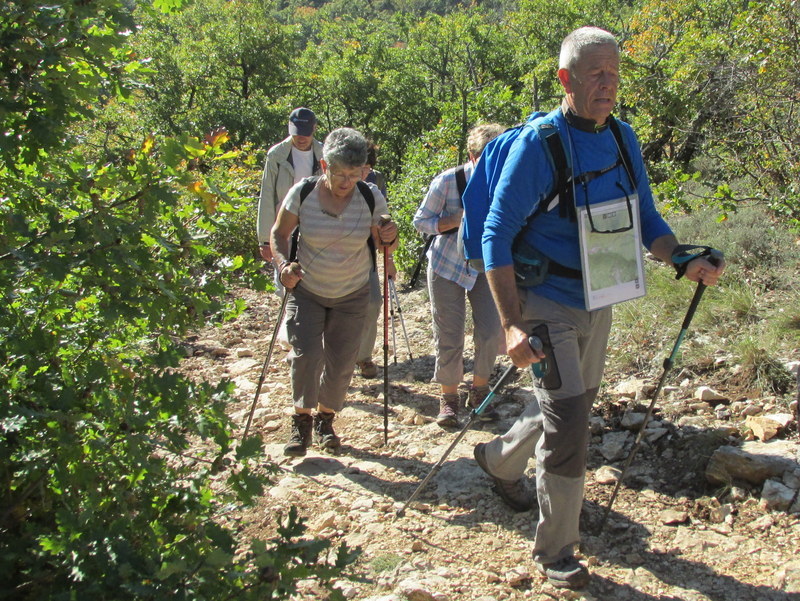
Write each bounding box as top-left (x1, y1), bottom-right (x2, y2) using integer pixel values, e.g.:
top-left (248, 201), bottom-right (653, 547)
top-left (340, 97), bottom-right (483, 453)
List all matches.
top-left (396, 336), bottom-right (543, 517)
top-left (380, 216), bottom-right (392, 445)
top-left (389, 277), bottom-right (399, 364)
top-left (597, 273), bottom-right (714, 533)
top-left (389, 278), bottom-right (413, 362)
top-left (405, 235), bottom-right (433, 290)
top-left (243, 291), bottom-right (291, 439)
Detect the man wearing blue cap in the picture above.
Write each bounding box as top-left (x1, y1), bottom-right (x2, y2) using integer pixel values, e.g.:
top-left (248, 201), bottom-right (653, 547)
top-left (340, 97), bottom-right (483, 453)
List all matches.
top-left (257, 107), bottom-right (323, 261)
top-left (257, 108), bottom-right (323, 349)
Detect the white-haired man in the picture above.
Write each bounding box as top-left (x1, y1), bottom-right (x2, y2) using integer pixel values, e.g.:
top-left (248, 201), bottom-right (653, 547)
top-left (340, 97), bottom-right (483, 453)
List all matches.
top-left (474, 27), bottom-right (725, 589)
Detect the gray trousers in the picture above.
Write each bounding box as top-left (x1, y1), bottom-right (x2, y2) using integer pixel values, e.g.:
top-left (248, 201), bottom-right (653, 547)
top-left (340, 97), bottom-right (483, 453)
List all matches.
top-left (285, 282), bottom-right (369, 412)
top-left (482, 289), bottom-right (612, 564)
top-left (428, 266), bottom-right (503, 387)
top-left (357, 269), bottom-right (382, 363)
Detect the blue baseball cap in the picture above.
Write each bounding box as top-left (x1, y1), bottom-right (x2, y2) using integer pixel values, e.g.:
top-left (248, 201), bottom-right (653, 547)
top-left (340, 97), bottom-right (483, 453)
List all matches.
top-left (288, 107), bottom-right (316, 136)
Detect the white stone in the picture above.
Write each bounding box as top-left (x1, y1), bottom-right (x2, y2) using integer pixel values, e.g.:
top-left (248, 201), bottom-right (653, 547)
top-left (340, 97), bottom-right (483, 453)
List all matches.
top-left (762, 479), bottom-right (796, 511)
top-left (620, 412), bottom-right (647, 430)
top-left (589, 416), bottom-right (605, 434)
top-left (599, 431), bottom-right (631, 462)
top-left (594, 465), bottom-right (622, 484)
top-left (696, 386), bottom-right (726, 401)
top-left (706, 440), bottom-right (800, 486)
top-left (741, 404), bottom-right (763, 417)
top-left (645, 427), bottom-right (669, 443)
top-left (613, 378), bottom-right (647, 398)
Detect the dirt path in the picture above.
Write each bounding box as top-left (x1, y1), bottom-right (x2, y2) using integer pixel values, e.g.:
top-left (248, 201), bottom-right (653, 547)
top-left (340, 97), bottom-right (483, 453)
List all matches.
top-left (181, 285), bottom-right (800, 601)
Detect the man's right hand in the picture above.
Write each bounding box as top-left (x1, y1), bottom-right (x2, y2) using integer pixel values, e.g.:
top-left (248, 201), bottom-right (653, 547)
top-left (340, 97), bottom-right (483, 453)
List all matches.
top-left (506, 324), bottom-right (546, 369)
top-left (259, 244), bottom-right (273, 262)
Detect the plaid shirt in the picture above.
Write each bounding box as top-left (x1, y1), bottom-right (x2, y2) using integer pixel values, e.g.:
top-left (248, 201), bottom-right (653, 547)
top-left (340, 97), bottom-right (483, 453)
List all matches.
top-left (412, 162), bottom-right (478, 290)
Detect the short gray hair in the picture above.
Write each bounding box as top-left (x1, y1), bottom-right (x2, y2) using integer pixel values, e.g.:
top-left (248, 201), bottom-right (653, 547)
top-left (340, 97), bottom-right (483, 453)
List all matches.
top-left (323, 127), bottom-right (368, 169)
top-left (559, 27), bottom-right (618, 71)
top-left (467, 123), bottom-right (505, 159)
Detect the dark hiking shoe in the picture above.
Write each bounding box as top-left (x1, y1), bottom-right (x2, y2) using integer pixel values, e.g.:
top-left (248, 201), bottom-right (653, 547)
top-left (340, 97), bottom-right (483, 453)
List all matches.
top-left (467, 386), bottom-right (499, 421)
top-left (535, 555), bottom-right (590, 589)
top-left (357, 359), bottom-right (378, 379)
top-left (473, 442), bottom-right (536, 512)
top-left (314, 411), bottom-right (341, 451)
top-left (283, 413), bottom-right (313, 457)
top-left (436, 393), bottom-right (460, 428)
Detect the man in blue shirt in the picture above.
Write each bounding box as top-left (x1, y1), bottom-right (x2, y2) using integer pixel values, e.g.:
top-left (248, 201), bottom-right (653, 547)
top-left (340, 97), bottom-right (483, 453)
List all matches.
top-left (474, 27), bottom-right (725, 589)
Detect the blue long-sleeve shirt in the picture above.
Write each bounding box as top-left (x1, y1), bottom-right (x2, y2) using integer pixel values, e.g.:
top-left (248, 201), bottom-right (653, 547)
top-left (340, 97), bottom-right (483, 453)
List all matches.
top-left (482, 109), bottom-right (673, 309)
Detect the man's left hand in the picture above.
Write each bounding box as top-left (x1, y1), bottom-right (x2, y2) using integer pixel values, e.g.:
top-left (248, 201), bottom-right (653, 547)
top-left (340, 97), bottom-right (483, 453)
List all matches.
top-left (685, 254), bottom-right (725, 286)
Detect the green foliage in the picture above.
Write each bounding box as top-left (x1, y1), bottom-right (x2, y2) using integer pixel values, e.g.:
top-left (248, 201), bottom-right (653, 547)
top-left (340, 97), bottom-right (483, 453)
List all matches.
top-left (389, 126), bottom-right (460, 273)
top-left (131, 0), bottom-right (297, 146)
top-left (0, 0), bottom-right (355, 598)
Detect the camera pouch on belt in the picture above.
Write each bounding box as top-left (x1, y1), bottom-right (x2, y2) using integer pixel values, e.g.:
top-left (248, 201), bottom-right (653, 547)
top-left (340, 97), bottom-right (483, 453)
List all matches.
top-left (530, 323), bottom-right (561, 390)
top-left (512, 239), bottom-right (549, 287)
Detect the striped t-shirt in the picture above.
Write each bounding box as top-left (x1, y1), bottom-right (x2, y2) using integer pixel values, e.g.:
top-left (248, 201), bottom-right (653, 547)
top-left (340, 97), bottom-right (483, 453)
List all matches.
top-left (283, 178), bottom-right (388, 298)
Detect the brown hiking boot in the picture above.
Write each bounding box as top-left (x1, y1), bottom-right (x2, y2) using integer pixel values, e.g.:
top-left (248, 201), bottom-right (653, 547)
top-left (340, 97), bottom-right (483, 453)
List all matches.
top-left (283, 413), bottom-right (313, 457)
top-left (314, 411), bottom-right (341, 451)
top-left (356, 359), bottom-right (378, 378)
top-left (473, 442), bottom-right (536, 512)
top-left (436, 393), bottom-right (460, 428)
top-left (467, 385), bottom-right (499, 421)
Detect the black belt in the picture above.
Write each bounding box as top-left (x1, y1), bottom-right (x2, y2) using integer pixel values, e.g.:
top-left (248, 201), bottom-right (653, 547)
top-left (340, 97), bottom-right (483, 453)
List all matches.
top-left (548, 260), bottom-right (582, 279)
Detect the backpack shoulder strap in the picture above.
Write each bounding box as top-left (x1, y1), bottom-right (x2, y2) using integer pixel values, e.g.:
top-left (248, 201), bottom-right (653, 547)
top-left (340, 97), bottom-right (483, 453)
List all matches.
top-left (454, 164), bottom-right (467, 203)
top-left (355, 180), bottom-right (376, 214)
top-left (608, 117), bottom-right (637, 188)
top-left (355, 180), bottom-right (378, 271)
top-left (298, 176), bottom-right (321, 204)
top-left (531, 114), bottom-right (575, 221)
top-left (291, 176), bottom-right (321, 261)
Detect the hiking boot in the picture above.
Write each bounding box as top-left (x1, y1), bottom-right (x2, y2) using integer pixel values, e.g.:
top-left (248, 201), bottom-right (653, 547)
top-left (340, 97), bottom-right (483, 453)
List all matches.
top-left (356, 359), bottom-right (378, 379)
top-left (535, 555), bottom-right (590, 589)
top-left (283, 413), bottom-right (313, 457)
top-left (473, 442), bottom-right (536, 512)
top-left (314, 411), bottom-right (341, 451)
top-left (467, 385), bottom-right (499, 421)
top-left (436, 393), bottom-right (460, 428)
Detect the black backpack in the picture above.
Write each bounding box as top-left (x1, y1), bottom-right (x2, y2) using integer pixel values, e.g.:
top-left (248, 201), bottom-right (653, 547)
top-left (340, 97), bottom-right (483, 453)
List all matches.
top-left (290, 176), bottom-right (377, 270)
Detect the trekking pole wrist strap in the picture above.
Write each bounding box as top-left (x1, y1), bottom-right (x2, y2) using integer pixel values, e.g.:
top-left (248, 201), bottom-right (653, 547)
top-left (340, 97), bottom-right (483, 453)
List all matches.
top-left (671, 244), bottom-right (715, 280)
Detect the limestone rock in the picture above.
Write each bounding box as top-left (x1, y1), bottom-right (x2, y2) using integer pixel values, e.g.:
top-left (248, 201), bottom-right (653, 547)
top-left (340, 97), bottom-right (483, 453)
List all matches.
top-left (761, 479), bottom-right (796, 511)
top-left (705, 440), bottom-right (800, 486)
top-left (745, 415), bottom-right (783, 441)
top-left (504, 567), bottom-right (531, 588)
top-left (620, 412), bottom-right (646, 430)
top-left (594, 465), bottom-right (622, 484)
top-left (695, 386), bottom-right (727, 403)
top-left (660, 509), bottom-right (689, 525)
top-left (613, 378), bottom-right (647, 398)
top-left (599, 431), bottom-right (631, 462)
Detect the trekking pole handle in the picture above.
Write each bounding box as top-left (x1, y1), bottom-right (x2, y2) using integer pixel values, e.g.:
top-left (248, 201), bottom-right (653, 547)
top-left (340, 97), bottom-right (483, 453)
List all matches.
top-left (679, 252), bottom-right (721, 331)
top-left (528, 336), bottom-right (548, 379)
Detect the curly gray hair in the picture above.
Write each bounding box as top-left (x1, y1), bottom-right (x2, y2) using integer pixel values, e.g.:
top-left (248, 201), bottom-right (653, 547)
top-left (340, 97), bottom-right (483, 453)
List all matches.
top-left (467, 123), bottom-right (505, 159)
top-left (323, 127), bottom-right (368, 169)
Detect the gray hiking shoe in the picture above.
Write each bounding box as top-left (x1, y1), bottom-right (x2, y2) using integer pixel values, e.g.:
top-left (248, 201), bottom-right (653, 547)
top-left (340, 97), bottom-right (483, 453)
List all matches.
top-left (314, 411), bottom-right (341, 451)
top-left (535, 555), bottom-right (590, 589)
top-left (283, 413), bottom-right (313, 457)
top-left (473, 442), bottom-right (536, 512)
top-left (466, 385), bottom-right (499, 421)
top-left (436, 393), bottom-right (460, 428)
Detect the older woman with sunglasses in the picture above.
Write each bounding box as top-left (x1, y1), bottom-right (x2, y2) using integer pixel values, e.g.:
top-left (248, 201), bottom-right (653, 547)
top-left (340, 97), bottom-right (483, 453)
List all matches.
top-left (270, 127), bottom-right (398, 457)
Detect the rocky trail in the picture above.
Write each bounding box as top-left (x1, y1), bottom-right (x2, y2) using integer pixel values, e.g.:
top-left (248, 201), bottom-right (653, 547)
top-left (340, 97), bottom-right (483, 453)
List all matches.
top-left (180, 284), bottom-right (800, 601)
